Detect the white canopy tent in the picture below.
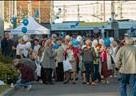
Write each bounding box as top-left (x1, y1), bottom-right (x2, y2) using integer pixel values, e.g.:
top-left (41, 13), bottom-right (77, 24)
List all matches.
top-left (11, 17), bottom-right (50, 34)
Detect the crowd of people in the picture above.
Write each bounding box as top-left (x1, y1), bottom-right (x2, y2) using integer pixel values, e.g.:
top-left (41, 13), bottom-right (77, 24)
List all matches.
top-left (1, 32), bottom-right (136, 96)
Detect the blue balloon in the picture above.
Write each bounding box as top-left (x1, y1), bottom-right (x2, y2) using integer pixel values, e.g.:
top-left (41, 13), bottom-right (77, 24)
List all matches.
top-left (72, 39), bottom-right (79, 47)
top-left (23, 18), bottom-right (29, 26)
top-left (53, 43), bottom-right (59, 49)
top-left (22, 27), bottom-right (27, 33)
top-left (104, 38), bottom-right (111, 47)
top-left (60, 32), bottom-right (65, 38)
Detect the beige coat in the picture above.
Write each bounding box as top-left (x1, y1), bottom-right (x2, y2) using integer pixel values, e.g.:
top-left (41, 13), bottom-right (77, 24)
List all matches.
top-left (55, 46), bottom-right (65, 66)
top-left (115, 45), bottom-right (136, 74)
top-left (42, 46), bottom-right (57, 69)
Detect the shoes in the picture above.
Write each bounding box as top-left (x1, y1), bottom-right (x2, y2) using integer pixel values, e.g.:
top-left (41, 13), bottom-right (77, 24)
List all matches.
top-left (91, 82), bottom-right (96, 86)
top-left (86, 82), bottom-right (90, 85)
top-left (26, 85), bottom-right (32, 91)
top-left (63, 80), bottom-right (69, 84)
top-left (43, 82), bottom-right (48, 85)
top-left (106, 80), bottom-right (109, 84)
top-left (72, 82), bottom-right (76, 84)
top-left (82, 82), bottom-right (86, 84)
top-left (49, 82), bottom-right (54, 85)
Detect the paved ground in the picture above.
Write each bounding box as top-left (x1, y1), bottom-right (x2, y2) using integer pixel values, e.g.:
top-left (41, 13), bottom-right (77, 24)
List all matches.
top-left (11, 78), bottom-right (120, 96)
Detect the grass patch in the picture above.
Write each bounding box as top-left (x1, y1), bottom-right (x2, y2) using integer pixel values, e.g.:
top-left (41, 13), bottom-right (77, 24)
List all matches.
top-left (0, 85), bottom-right (10, 94)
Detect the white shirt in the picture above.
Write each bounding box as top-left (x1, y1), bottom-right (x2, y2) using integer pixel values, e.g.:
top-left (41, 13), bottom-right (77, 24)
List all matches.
top-left (16, 42), bottom-right (31, 57)
top-left (16, 43), bottom-right (25, 55)
top-left (33, 45), bottom-right (41, 53)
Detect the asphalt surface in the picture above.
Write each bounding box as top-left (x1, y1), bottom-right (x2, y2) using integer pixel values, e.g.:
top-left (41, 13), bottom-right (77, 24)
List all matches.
top-left (11, 78), bottom-right (120, 96)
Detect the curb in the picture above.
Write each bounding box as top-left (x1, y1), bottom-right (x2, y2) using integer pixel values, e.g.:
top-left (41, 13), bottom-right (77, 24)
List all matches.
top-left (0, 88), bottom-right (15, 96)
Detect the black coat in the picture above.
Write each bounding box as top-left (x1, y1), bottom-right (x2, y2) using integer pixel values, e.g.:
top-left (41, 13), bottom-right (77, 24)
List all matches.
top-left (1, 38), bottom-right (14, 57)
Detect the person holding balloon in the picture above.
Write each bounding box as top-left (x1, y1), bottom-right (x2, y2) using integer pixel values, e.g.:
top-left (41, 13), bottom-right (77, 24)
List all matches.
top-left (64, 40), bottom-right (79, 84)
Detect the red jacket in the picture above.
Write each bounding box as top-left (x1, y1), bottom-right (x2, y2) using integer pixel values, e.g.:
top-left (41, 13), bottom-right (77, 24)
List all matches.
top-left (100, 50), bottom-right (107, 63)
top-left (16, 63), bottom-right (35, 81)
top-left (64, 47), bottom-right (80, 64)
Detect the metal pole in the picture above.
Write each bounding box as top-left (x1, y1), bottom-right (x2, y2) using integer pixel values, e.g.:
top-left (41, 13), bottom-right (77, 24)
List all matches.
top-left (103, 0), bottom-right (105, 22)
top-left (63, 5), bottom-right (66, 21)
top-left (77, 4), bottom-right (80, 21)
top-left (119, 1), bottom-right (123, 19)
top-left (111, 0), bottom-right (115, 21)
top-left (111, 0), bottom-right (119, 40)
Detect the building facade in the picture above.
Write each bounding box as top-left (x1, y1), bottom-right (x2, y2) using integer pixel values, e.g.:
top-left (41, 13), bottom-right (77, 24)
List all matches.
top-left (4, 1), bottom-right (51, 23)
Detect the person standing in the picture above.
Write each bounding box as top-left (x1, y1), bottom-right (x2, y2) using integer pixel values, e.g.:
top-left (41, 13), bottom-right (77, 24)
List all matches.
top-left (32, 39), bottom-right (41, 54)
top-left (64, 42), bottom-right (77, 84)
top-left (93, 45), bottom-right (101, 83)
top-left (115, 37), bottom-right (136, 96)
top-left (81, 39), bottom-right (96, 85)
top-left (41, 39), bottom-right (57, 84)
top-left (55, 39), bottom-right (65, 82)
top-left (1, 32), bottom-right (14, 57)
top-left (100, 47), bottom-right (113, 84)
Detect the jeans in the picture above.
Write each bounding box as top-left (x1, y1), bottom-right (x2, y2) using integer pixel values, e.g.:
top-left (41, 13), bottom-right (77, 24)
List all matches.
top-left (119, 74), bottom-right (136, 96)
top-left (84, 62), bottom-right (94, 82)
top-left (94, 64), bottom-right (101, 81)
top-left (15, 79), bottom-right (31, 89)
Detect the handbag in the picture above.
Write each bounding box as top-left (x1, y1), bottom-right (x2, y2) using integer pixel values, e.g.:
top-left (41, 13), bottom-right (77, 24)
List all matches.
top-left (63, 59), bottom-right (72, 72)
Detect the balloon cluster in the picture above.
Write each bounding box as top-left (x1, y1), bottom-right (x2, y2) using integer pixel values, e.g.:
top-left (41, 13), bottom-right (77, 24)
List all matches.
top-left (22, 18), bottom-right (29, 33)
top-left (72, 39), bottom-right (79, 48)
top-left (53, 43), bottom-right (60, 49)
top-left (23, 18), bottom-right (29, 26)
top-left (93, 37), bottom-right (114, 48)
top-left (103, 37), bottom-right (114, 47)
top-left (22, 27), bottom-right (27, 33)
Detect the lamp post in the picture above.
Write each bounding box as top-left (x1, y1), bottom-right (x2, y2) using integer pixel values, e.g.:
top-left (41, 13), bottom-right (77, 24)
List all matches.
top-left (111, 0), bottom-right (119, 40)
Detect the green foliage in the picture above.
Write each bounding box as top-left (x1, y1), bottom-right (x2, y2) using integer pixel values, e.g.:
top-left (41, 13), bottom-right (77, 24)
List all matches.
top-left (0, 63), bottom-right (19, 84)
top-left (0, 51), bottom-right (19, 84)
top-left (0, 55), bottom-right (12, 64)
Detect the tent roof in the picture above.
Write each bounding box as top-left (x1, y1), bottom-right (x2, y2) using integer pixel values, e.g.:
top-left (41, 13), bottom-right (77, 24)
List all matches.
top-left (11, 17), bottom-right (50, 34)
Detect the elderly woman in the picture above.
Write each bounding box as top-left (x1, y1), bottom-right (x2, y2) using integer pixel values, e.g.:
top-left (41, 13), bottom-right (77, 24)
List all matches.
top-left (81, 39), bottom-right (96, 85)
top-left (64, 41), bottom-right (78, 84)
top-left (41, 39), bottom-right (57, 84)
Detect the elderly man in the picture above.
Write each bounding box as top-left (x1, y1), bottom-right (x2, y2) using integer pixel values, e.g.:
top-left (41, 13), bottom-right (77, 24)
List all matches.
top-left (115, 37), bottom-right (136, 96)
